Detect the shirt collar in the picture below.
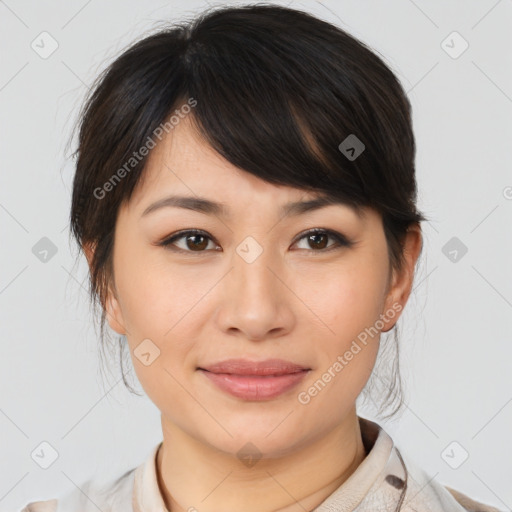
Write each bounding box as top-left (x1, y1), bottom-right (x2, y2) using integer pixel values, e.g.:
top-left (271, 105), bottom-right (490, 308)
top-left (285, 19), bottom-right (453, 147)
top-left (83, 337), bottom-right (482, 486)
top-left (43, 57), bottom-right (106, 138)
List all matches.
top-left (313, 416), bottom-right (396, 511)
top-left (132, 440), bottom-right (168, 512)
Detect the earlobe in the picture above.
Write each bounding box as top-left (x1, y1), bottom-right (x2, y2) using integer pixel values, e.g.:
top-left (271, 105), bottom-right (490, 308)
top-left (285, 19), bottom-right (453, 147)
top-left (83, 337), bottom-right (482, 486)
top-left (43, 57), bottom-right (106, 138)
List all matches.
top-left (381, 283), bottom-right (401, 333)
top-left (105, 285), bottom-right (127, 335)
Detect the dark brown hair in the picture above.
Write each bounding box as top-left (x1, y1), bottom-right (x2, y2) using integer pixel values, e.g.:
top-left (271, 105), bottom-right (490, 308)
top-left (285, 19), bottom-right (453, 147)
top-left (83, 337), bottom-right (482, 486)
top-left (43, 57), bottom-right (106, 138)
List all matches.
top-left (68, 3), bottom-right (426, 419)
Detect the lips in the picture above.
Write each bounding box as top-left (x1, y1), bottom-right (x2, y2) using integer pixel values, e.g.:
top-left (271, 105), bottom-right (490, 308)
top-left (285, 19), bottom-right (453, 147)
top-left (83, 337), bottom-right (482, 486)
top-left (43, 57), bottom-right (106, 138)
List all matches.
top-left (197, 358), bottom-right (311, 400)
top-left (198, 358), bottom-right (310, 376)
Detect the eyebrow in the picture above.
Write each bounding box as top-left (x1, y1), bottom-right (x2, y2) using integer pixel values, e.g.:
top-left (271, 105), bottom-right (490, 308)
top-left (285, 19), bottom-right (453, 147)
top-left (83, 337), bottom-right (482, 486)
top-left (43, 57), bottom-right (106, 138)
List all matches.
top-left (141, 194), bottom-right (362, 219)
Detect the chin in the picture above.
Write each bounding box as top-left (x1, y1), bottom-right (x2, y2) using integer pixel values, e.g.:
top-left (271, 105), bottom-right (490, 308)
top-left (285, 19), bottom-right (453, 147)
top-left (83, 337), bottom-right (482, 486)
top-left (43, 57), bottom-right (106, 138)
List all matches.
top-left (196, 412), bottom-right (317, 460)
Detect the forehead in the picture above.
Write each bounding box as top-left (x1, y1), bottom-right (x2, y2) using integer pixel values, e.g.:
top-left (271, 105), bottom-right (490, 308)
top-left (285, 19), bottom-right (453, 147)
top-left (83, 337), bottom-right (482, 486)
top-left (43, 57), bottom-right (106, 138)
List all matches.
top-left (126, 116), bottom-right (366, 222)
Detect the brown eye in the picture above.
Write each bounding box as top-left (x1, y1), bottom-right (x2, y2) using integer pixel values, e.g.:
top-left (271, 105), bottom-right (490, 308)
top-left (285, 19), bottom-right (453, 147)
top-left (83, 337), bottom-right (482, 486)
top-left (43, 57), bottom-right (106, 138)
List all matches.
top-left (160, 230), bottom-right (217, 252)
top-left (293, 229), bottom-right (351, 252)
top-left (305, 232), bottom-right (329, 250)
top-left (183, 233), bottom-right (209, 251)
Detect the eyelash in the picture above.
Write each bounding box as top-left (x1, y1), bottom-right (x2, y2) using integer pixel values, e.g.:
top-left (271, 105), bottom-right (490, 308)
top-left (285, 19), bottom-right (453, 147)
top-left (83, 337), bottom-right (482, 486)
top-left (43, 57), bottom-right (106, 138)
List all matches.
top-left (157, 228), bottom-right (353, 254)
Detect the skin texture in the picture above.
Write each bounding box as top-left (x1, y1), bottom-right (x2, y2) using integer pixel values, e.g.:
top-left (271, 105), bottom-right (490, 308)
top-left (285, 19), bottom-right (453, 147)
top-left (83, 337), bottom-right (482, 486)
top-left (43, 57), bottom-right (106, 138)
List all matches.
top-left (84, 116), bottom-right (422, 512)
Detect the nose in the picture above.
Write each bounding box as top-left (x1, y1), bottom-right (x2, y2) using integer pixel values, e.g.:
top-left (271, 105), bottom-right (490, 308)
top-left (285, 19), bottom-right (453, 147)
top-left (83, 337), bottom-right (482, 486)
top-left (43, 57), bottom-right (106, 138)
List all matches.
top-left (213, 242), bottom-right (296, 341)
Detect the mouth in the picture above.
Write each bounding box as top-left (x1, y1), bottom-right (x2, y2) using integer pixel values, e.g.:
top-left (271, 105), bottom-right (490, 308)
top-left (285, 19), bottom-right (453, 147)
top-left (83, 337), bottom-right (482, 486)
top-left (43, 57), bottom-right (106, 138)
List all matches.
top-left (197, 359), bottom-right (310, 401)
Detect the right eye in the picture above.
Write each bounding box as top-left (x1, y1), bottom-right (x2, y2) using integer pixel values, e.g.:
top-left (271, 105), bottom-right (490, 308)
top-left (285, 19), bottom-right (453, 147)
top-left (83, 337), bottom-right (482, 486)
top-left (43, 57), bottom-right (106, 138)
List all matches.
top-left (158, 229), bottom-right (220, 253)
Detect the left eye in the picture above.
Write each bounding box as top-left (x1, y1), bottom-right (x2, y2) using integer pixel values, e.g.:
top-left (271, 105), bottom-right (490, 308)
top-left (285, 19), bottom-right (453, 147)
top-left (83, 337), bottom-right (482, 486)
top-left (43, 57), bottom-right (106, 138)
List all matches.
top-left (158, 228), bottom-right (351, 253)
top-left (293, 229), bottom-right (351, 251)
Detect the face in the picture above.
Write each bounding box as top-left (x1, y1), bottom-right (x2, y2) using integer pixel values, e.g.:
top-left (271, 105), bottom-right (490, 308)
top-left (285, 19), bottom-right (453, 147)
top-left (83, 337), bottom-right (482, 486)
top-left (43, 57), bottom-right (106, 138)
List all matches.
top-left (97, 116), bottom-right (417, 458)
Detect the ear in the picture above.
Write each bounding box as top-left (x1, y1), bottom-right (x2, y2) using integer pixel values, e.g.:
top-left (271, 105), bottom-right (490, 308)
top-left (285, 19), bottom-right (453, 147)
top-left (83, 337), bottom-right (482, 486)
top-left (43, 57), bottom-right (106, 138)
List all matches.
top-left (83, 242), bottom-right (127, 335)
top-left (381, 224), bottom-right (423, 332)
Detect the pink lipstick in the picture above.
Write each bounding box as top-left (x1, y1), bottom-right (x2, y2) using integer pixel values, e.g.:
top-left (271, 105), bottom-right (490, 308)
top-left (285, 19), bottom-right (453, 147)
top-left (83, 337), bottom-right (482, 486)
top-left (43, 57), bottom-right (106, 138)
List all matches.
top-left (198, 358), bottom-right (310, 401)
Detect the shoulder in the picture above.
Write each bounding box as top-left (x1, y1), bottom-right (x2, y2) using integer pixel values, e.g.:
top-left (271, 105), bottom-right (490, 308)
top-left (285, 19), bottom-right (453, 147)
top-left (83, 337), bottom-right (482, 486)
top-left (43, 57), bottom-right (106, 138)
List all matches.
top-left (357, 418), bottom-right (503, 512)
top-left (20, 467), bottom-right (136, 512)
top-left (397, 449), bottom-right (503, 512)
top-left (444, 485), bottom-right (504, 512)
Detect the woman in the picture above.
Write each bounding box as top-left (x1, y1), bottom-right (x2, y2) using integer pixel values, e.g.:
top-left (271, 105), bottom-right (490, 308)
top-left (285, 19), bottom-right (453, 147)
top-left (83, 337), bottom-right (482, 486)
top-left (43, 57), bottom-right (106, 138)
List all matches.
top-left (22, 3), bottom-right (501, 511)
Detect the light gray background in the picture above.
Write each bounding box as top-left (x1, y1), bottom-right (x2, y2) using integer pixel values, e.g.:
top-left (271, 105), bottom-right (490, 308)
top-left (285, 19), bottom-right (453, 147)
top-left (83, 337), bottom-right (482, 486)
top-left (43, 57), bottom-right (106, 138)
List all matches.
top-left (1, 0), bottom-right (511, 510)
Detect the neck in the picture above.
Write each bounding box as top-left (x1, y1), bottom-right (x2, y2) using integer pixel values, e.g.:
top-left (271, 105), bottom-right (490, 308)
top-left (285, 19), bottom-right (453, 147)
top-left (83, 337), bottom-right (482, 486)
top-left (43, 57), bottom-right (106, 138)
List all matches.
top-left (156, 408), bottom-right (368, 512)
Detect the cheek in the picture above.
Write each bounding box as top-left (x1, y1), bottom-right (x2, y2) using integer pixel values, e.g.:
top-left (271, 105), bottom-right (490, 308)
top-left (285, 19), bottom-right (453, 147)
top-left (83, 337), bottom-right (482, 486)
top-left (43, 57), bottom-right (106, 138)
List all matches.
top-left (111, 243), bottom-right (198, 385)
top-left (293, 301), bottom-right (382, 426)
top-left (116, 265), bottom-right (196, 417)
top-left (113, 239), bottom-right (195, 336)
top-left (317, 274), bottom-right (383, 374)
top-left (295, 255), bottom-right (389, 341)
top-left (291, 257), bottom-right (388, 403)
